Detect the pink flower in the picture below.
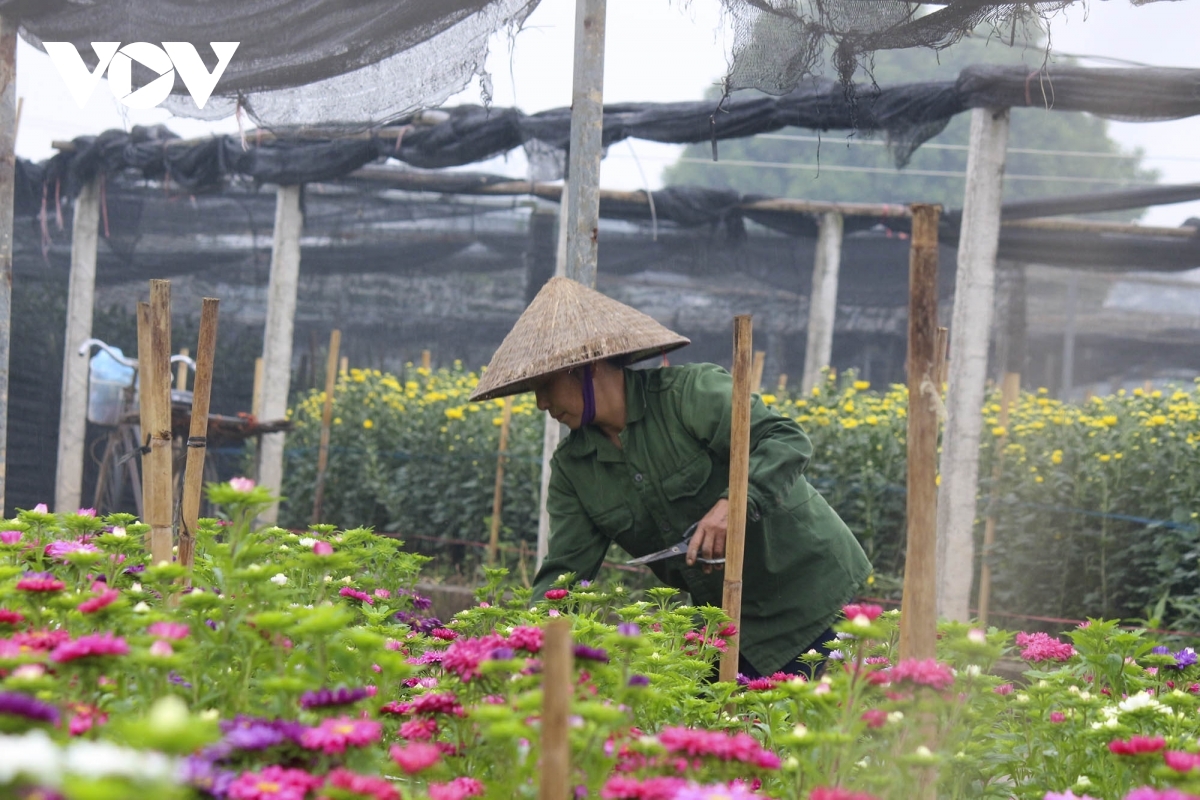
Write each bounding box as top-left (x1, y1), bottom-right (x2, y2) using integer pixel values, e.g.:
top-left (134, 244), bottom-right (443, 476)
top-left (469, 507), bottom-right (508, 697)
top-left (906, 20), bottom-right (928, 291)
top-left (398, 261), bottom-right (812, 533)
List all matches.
top-left (1164, 751), bottom-right (1200, 772)
top-left (1109, 735), bottom-right (1167, 756)
top-left (410, 692), bottom-right (464, 716)
top-left (339, 586), bottom-right (374, 605)
top-left (147, 621), bottom-right (190, 640)
top-left (399, 717), bottom-right (439, 741)
top-left (149, 640), bottom-right (174, 657)
top-left (68, 704), bottom-right (107, 737)
top-left (674, 783), bottom-right (762, 800)
top-left (0, 609), bottom-right (25, 625)
top-left (323, 768), bottom-right (400, 800)
top-left (1124, 790), bottom-right (1200, 800)
top-left (886, 659), bottom-right (956, 691)
top-left (75, 508), bottom-right (96, 517)
top-left (32, 503), bottom-right (48, 514)
top-left (45, 540), bottom-right (101, 560)
top-left (601, 776), bottom-right (687, 800)
top-left (427, 777), bottom-right (485, 800)
top-left (508, 625), bottom-right (544, 653)
top-left (1050, 711), bottom-right (1066, 723)
top-left (994, 683), bottom-right (1014, 695)
top-left (745, 677), bottom-right (777, 691)
top-left (390, 741), bottom-right (442, 774)
top-left (227, 765), bottom-right (323, 800)
top-left (78, 589), bottom-right (120, 614)
top-left (50, 633), bottom-right (129, 662)
top-left (374, 588), bottom-right (391, 599)
top-left (441, 634), bottom-right (507, 682)
top-left (298, 716), bottom-right (382, 754)
top-left (16, 573), bottom-right (65, 593)
top-left (544, 589), bottom-right (569, 600)
top-left (431, 628), bottom-right (458, 641)
top-left (842, 603), bottom-right (884, 622)
top-left (861, 709), bottom-right (888, 729)
top-left (0, 530), bottom-right (21, 545)
top-left (658, 727), bottom-right (781, 768)
top-left (809, 788), bottom-right (881, 800)
top-left (313, 541), bottom-right (334, 556)
top-left (1045, 793), bottom-right (1100, 800)
top-left (1015, 631), bottom-right (1076, 662)
top-left (228, 476), bottom-right (256, 493)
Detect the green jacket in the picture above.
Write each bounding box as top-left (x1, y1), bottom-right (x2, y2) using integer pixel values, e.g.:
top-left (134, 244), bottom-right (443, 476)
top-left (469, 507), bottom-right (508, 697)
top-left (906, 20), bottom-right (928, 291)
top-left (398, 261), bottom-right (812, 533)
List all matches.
top-left (532, 362), bottom-right (872, 675)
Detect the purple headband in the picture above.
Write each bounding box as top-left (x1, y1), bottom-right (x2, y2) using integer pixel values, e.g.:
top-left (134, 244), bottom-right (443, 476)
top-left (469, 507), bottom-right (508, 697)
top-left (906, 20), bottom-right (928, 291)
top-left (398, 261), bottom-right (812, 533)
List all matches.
top-left (581, 364), bottom-right (596, 427)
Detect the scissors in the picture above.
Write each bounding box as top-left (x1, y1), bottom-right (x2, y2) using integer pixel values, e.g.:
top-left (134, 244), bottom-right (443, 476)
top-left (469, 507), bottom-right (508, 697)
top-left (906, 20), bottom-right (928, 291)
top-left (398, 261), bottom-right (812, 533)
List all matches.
top-left (626, 523), bottom-right (726, 566)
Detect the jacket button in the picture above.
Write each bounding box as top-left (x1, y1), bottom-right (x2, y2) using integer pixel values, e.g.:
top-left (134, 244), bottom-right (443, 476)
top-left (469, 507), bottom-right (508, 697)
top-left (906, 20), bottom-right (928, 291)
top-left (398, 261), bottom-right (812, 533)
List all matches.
top-left (661, 522), bottom-right (671, 532)
top-left (633, 473), bottom-right (644, 483)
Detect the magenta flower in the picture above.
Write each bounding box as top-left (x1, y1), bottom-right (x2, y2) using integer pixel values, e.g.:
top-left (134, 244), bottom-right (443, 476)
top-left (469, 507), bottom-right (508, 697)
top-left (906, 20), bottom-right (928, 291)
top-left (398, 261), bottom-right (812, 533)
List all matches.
top-left (842, 603), bottom-right (884, 622)
top-left (44, 540), bottom-right (100, 560)
top-left (75, 508), bottom-right (97, 517)
top-left (509, 625), bottom-right (544, 653)
top-left (810, 788), bottom-right (883, 800)
top-left (658, 726), bottom-right (781, 768)
top-left (50, 632), bottom-right (129, 662)
top-left (1015, 631), bottom-right (1075, 662)
top-left (601, 776), bottom-right (687, 800)
top-left (399, 717), bottom-right (439, 741)
top-left (0, 530), bottom-right (21, 545)
top-left (299, 686), bottom-right (370, 710)
top-left (78, 589), bottom-right (120, 614)
top-left (313, 541), bottom-right (334, 556)
top-left (339, 586), bottom-right (374, 605)
top-left (887, 658), bottom-right (956, 691)
top-left (226, 765), bottom-right (322, 800)
top-left (442, 634), bottom-right (507, 682)
top-left (1110, 735), bottom-right (1167, 756)
top-left (147, 621), bottom-right (190, 640)
top-left (0, 608), bottom-right (26, 625)
top-left (409, 692), bottom-right (464, 716)
top-left (1124, 790), bottom-right (1200, 800)
top-left (1050, 711), bottom-right (1067, 723)
top-left (428, 777), bottom-right (485, 800)
top-left (674, 783), bottom-right (763, 800)
top-left (1164, 751), bottom-right (1200, 772)
top-left (390, 741), bottom-right (442, 774)
top-left (298, 716), bottom-right (381, 755)
top-left (995, 683), bottom-right (1014, 695)
top-left (149, 640), bottom-right (174, 657)
top-left (16, 572), bottom-right (65, 593)
top-left (324, 768), bottom-right (399, 800)
top-left (228, 476), bottom-right (256, 493)
top-left (544, 589), bottom-right (569, 600)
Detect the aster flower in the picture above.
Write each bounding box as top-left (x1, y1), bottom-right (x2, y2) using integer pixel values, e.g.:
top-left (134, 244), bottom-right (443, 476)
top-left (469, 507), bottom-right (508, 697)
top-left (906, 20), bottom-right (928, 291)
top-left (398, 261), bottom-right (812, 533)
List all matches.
top-left (399, 717), bottom-right (439, 741)
top-left (0, 530), bottom-right (22, 544)
top-left (428, 777), bottom-right (485, 800)
top-left (745, 677), bottom-right (777, 691)
top-left (324, 768), bottom-right (400, 800)
top-left (862, 709), bottom-right (888, 729)
top-left (508, 625), bottom-right (544, 653)
top-left (179, 754), bottom-right (237, 798)
top-left (544, 589), bottom-right (569, 601)
top-left (657, 727), bottom-right (781, 769)
top-left (0, 691), bottom-right (60, 725)
top-left (1170, 648), bottom-right (1198, 669)
top-left (410, 692), bottom-right (464, 716)
top-left (442, 634), bottom-right (506, 682)
top-left (810, 788), bottom-right (882, 800)
top-left (44, 540), bottom-right (100, 560)
top-left (886, 659), bottom-right (956, 691)
top-left (50, 633), bottom-right (129, 663)
top-left (1109, 735), bottom-right (1167, 756)
top-left (1015, 631), bottom-right (1075, 662)
top-left (67, 704), bottom-right (107, 736)
top-left (674, 783), bottom-right (763, 800)
top-left (228, 476), bottom-right (256, 493)
top-left (226, 765), bottom-right (322, 800)
top-left (617, 622), bottom-right (641, 637)
top-left (12, 629), bottom-right (71, 651)
top-left (312, 541), bottom-right (334, 556)
top-left (147, 621), bottom-right (190, 640)
top-left (842, 603), bottom-right (884, 623)
top-left (601, 776), bottom-right (687, 800)
top-left (390, 741), bottom-right (442, 774)
top-left (1163, 751), bottom-right (1200, 772)
top-left (430, 628), bottom-right (458, 642)
top-left (299, 685), bottom-right (370, 710)
top-left (77, 589), bottom-right (120, 614)
top-left (1124, 790), bottom-right (1200, 800)
top-left (16, 573), bottom-right (65, 593)
top-left (221, 716), bottom-right (306, 748)
top-left (0, 609), bottom-right (25, 625)
top-left (574, 645), bottom-right (609, 663)
top-left (628, 674), bottom-right (651, 687)
top-left (299, 716), bottom-right (381, 755)
top-left (339, 586), bottom-right (374, 605)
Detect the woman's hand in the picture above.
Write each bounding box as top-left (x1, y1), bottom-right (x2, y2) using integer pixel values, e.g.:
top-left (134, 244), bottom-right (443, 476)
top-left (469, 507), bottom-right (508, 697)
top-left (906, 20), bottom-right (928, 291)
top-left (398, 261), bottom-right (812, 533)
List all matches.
top-left (686, 498), bottom-right (729, 573)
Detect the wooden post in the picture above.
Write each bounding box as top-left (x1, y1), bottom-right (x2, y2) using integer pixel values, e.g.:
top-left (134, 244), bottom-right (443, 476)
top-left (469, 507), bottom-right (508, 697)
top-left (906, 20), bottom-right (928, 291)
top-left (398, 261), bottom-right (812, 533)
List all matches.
top-left (537, 181), bottom-right (571, 570)
top-left (180, 299), bottom-right (218, 570)
top-left (801, 211), bottom-right (844, 395)
top-left (258, 185), bottom-right (303, 525)
top-left (0, 16), bottom-right (16, 513)
top-left (937, 107), bottom-right (1010, 623)
top-left (145, 280), bottom-right (173, 564)
top-left (718, 315), bottom-right (753, 683)
top-left (899, 204), bottom-right (942, 663)
top-left (54, 176), bottom-right (99, 513)
top-left (488, 398), bottom-right (513, 565)
top-left (339, 356), bottom-right (348, 377)
top-left (935, 326), bottom-right (949, 389)
top-left (421, 349), bottom-right (431, 371)
top-left (175, 348), bottom-right (190, 390)
top-left (750, 351), bottom-right (765, 394)
top-left (977, 371), bottom-right (1020, 625)
top-left (564, 0), bottom-right (607, 290)
top-left (539, 618), bottom-right (573, 800)
top-left (777, 374), bottom-right (788, 394)
top-left (311, 329), bottom-right (341, 525)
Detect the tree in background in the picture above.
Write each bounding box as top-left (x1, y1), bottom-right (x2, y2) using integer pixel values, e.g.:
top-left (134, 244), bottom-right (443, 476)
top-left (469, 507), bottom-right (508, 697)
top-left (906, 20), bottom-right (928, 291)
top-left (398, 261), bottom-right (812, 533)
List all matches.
top-left (664, 33), bottom-right (1158, 220)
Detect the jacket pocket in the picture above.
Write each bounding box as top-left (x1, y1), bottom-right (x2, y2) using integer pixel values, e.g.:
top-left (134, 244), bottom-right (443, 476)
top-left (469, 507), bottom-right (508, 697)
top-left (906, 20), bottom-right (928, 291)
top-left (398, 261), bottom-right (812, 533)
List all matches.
top-left (662, 451), bottom-right (713, 501)
top-left (589, 503), bottom-right (634, 539)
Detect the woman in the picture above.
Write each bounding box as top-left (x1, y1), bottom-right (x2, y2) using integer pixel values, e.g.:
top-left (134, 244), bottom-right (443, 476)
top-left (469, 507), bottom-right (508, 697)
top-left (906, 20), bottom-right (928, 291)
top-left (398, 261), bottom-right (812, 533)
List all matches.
top-left (470, 277), bottom-right (870, 678)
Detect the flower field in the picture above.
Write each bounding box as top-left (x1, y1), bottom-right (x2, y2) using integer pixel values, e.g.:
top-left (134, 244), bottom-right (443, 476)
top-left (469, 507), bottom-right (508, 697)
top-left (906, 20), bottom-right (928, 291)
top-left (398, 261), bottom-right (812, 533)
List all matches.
top-left (7, 492), bottom-right (1200, 799)
top-left (281, 365), bottom-right (1200, 628)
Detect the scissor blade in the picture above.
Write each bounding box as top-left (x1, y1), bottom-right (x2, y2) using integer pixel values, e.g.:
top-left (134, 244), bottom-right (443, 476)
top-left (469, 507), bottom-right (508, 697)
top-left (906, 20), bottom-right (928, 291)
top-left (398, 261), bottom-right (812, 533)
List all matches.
top-left (626, 542), bottom-right (687, 565)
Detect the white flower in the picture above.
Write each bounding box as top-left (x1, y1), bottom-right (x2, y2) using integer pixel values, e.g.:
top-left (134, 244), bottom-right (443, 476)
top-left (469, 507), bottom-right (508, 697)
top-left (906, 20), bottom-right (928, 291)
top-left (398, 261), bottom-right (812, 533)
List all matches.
top-left (914, 746), bottom-right (934, 759)
top-left (791, 724), bottom-right (808, 738)
top-left (887, 711), bottom-right (905, 724)
top-left (1014, 692), bottom-right (1030, 703)
top-left (270, 573), bottom-right (287, 586)
top-left (965, 665), bottom-right (982, 677)
top-left (1118, 693), bottom-right (1162, 714)
top-left (855, 758), bottom-right (869, 768)
top-left (109, 527), bottom-right (127, 539)
top-left (65, 740), bottom-right (173, 781)
top-left (200, 709), bottom-right (219, 721)
top-left (130, 582), bottom-right (143, 593)
top-left (340, 575), bottom-right (353, 584)
top-left (247, 563), bottom-right (263, 573)
top-left (324, 575), bottom-right (333, 583)
top-left (1075, 776), bottom-right (1093, 788)
top-left (850, 614), bottom-right (872, 629)
top-left (278, 544), bottom-right (290, 551)
top-left (298, 537), bottom-right (317, 547)
top-left (132, 601), bottom-right (150, 613)
top-left (967, 628), bottom-right (987, 644)
top-left (783, 756), bottom-right (800, 771)
top-left (0, 729), bottom-right (61, 785)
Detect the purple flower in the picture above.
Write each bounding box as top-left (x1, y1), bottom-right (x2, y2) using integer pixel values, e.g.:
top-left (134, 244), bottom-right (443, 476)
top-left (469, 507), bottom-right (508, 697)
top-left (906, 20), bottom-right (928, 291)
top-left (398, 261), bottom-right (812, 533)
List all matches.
top-left (628, 675), bottom-right (650, 687)
top-left (0, 690), bottom-right (60, 724)
top-left (489, 647), bottom-right (515, 661)
top-left (736, 673), bottom-right (751, 686)
top-left (617, 622), bottom-right (641, 637)
top-left (219, 716), bottom-right (306, 749)
top-left (179, 754), bottom-right (236, 797)
top-left (573, 645), bottom-right (609, 663)
top-left (1172, 648), bottom-right (1199, 669)
top-left (168, 671), bottom-right (193, 689)
top-left (579, 580), bottom-right (592, 588)
top-left (299, 686), bottom-right (371, 710)
top-left (1152, 646), bottom-right (1171, 655)
top-left (411, 594), bottom-right (432, 611)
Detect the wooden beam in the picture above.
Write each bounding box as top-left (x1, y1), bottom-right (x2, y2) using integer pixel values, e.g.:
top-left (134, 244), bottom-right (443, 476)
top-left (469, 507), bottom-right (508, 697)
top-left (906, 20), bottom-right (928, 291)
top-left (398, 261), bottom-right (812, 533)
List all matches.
top-left (801, 211), bottom-right (843, 396)
top-left (487, 398), bottom-right (513, 565)
top-left (180, 298), bottom-right (219, 570)
top-left (937, 107), bottom-right (1010, 622)
top-left (146, 280), bottom-right (174, 564)
top-left (0, 16), bottom-right (16, 513)
top-left (54, 177), bottom-right (99, 513)
top-left (564, 0), bottom-right (607, 289)
top-left (718, 314), bottom-right (753, 683)
top-left (258, 185), bottom-right (303, 525)
top-left (899, 204), bottom-right (942, 663)
top-left (311, 328), bottom-right (341, 525)
top-left (539, 618), bottom-right (573, 800)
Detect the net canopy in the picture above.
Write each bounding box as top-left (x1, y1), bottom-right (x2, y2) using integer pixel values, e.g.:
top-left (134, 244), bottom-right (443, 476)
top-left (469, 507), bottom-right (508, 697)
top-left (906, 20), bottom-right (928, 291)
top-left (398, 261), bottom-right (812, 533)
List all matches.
top-left (0, 0), bottom-right (540, 126)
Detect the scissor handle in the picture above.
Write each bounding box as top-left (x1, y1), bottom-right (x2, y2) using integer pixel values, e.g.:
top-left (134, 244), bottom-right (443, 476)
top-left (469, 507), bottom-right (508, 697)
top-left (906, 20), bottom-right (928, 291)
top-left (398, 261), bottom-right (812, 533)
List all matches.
top-left (682, 522), bottom-right (725, 565)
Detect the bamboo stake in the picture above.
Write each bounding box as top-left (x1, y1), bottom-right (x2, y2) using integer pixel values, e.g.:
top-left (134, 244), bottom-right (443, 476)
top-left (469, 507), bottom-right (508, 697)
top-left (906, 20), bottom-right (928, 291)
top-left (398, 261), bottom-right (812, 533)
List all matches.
top-left (180, 300), bottom-right (219, 571)
top-left (776, 373), bottom-right (788, 394)
top-left (750, 350), bottom-right (765, 393)
top-left (899, 204), bottom-right (941, 662)
top-left (146, 280), bottom-right (174, 565)
top-left (421, 349), bottom-right (431, 371)
top-left (977, 371), bottom-right (1020, 625)
top-left (487, 398), bottom-right (513, 565)
top-left (718, 315), bottom-right (753, 683)
top-left (311, 329), bottom-right (342, 525)
top-left (934, 327), bottom-right (949, 389)
top-left (175, 347), bottom-right (190, 391)
top-left (339, 356), bottom-right (348, 377)
top-left (539, 618), bottom-right (573, 800)
top-left (136, 303), bottom-right (152, 521)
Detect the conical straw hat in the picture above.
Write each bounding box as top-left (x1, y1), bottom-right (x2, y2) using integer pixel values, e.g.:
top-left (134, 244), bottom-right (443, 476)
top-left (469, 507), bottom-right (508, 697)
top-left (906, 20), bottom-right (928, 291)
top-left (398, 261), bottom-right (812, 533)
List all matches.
top-left (470, 277), bottom-right (690, 401)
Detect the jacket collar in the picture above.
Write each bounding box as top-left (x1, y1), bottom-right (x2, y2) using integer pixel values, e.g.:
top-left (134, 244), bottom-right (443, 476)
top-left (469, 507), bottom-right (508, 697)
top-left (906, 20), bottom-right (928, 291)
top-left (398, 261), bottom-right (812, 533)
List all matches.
top-left (562, 368), bottom-right (645, 461)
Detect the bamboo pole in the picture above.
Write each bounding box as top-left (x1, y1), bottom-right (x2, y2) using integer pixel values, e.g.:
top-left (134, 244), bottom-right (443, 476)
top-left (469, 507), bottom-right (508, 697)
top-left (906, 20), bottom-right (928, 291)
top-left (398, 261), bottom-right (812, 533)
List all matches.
top-left (339, 356), bottom-right (348, 377)
top-left (539, 618), bottom-right (573, 800)
top-left (977, 371), bottom-right (1020, 625)
top-left (718, 315), bottom-right (753, 683)
top-left (487, 397), bottom-right (513, 565)
top-left (179, 299), bottom-right (219, 570)
top-left (145, 280), bottom-right (174, 564)
top-left (776, 374), bottom-right (788, 394)
top-left (934, 327), bottom-right (949, 389)
top-left (750, 350), bottom-right (765, 394)
top-left (136, 303), bottom-right (152, 521)
top-left (899, 204), bottom-right (942, 662)
top-left (311, 329), bottom-right (342, 525)
top-left (175, 347), bottom-right (190, 390)
top-left (421, 349), bottom-right (431, 371)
